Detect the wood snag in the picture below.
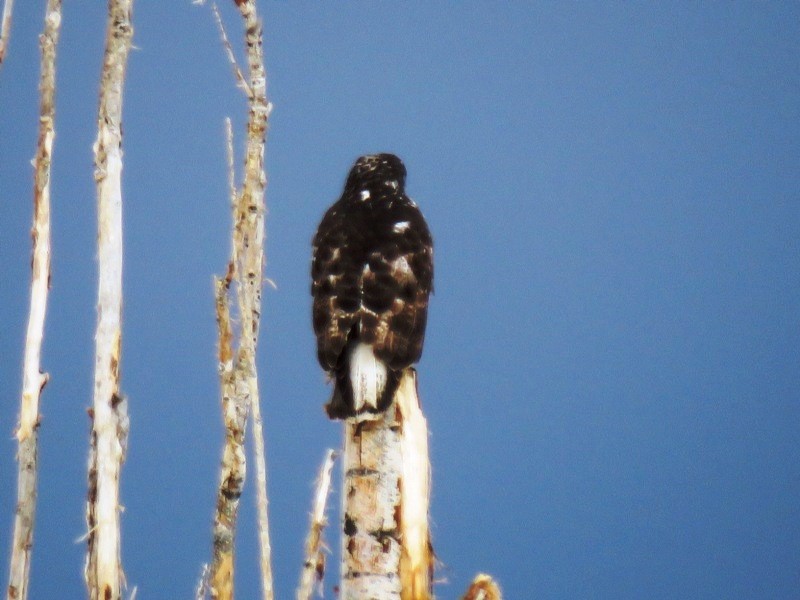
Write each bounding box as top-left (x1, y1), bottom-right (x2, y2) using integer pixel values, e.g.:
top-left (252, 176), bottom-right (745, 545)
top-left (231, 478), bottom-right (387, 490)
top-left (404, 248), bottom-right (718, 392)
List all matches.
top-left (85, 1), bottom-right (134, 599)
top-left (7, 2), bottom-right (62, 599)
top-left (208, 2), bottom-right (272, 599)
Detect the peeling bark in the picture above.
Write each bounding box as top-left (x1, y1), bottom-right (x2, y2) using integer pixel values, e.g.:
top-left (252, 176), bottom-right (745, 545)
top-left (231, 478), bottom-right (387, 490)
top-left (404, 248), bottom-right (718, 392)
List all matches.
top-left (210, 275), bottom-right (245, 600)
top-left (341, 369), bottom-right (432, 600)
top-left (233, 3), bottom-right (273, 598)
top-left (209, 3), bottom-right (272, 596)
top-left (6, 7), bottom-right (61, 599)
top-left (396, 373), bottom-right (433, 600)
top-left (85, 1), bottom-right (134, 599)
top-left (296, 450), bottom-right (336, 600)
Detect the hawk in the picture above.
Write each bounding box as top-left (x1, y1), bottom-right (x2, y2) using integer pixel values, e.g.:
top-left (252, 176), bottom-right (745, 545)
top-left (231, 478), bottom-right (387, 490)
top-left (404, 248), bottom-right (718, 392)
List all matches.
top-left (311, 154), bottom-right (433, 419)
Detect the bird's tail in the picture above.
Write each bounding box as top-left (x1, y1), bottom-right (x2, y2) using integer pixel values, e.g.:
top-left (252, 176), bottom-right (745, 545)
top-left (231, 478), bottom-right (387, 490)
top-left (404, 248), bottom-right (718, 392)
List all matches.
top-left (325, 343), bottom-right (400, 420)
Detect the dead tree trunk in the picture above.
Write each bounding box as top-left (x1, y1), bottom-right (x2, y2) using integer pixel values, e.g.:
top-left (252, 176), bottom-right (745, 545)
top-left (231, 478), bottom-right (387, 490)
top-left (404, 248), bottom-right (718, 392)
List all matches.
top-left (340, 369), bottom-right (433, 600)
top-left (208, 2), bottom-right (272, 598)
top-left (85, 2), bottom-right (134, 599)
top-left (6, 3), bottom-right (62, 599)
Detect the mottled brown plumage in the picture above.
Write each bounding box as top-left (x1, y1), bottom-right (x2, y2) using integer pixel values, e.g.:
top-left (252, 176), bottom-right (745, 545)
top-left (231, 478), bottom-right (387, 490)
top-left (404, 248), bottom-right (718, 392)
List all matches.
top-left (312, 154), bottom-right (433, 418)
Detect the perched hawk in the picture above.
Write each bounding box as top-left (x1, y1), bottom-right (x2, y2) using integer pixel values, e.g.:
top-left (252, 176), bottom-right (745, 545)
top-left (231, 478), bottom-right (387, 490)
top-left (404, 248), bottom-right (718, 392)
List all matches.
top-left (311, 154), bottom-right (433, 419)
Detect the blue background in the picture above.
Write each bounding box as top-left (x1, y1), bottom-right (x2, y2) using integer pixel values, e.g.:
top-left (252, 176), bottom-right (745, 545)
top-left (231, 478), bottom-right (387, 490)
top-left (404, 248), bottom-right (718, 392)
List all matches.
top-left (1, 2), bottom-right (799, 598)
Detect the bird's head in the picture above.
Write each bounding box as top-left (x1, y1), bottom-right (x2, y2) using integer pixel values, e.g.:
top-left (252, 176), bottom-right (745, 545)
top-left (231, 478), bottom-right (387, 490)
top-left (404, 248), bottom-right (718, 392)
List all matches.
top-left (344, 153), bottom-right (407, 197)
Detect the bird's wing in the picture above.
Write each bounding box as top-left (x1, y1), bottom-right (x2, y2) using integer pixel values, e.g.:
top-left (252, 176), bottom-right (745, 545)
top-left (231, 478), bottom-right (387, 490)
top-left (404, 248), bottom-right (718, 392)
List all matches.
top-left (311, 204), bottom-right (360, 372)
top-left (361, 202), bottom-right (433, 370)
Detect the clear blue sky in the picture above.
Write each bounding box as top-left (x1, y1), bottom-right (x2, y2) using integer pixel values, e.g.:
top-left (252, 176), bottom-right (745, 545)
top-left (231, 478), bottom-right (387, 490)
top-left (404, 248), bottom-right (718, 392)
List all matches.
top-left (1, 2), bottom-right (799, 598)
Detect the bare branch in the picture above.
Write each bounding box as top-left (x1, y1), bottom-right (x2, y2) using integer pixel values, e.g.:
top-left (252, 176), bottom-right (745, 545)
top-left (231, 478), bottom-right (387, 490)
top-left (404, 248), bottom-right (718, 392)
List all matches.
top-left (195, 564), bottom-right (210, 600)
top-left (208, 2), bottom-right (272, 598)
top-left (85, 1), bottom-right (134, 599)
top-left (210, 2), bottom-right (251, 97)
top-left (296, 450), bottom-right (336, 600)
top-left (249, 375), bottom-right (273, 600)
top-left (234, 3), bottom-right (273, 599)
top-left (209, 275), bottom-right (246, 600)
top-left (6, 5), bottom-right (62, 597)
top-left (0, 0), bottom-right (14, 68)
top-left (225, 117), bottom-right (236, 209)
top-left (461, 574), bottom-right (502, 600)
top-left (208, 116), bottom-right (241, 600)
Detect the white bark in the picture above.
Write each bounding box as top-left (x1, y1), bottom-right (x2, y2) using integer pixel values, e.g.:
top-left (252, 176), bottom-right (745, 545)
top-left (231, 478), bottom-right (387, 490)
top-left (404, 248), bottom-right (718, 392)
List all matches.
top-left (340, 369), bottom-right (433, 600)
top-left (210, 275), bottom-right (248, 600)
top-left (209, 4), bottom-right (272, 595)
top-left (235, 3), bottom-right (273, 598)
top-left (396, 372), bottom-right (433, 600)
top-left (85, 2), bottom-right (133, 599)
top-left (341, 397), bottom-right (403, 598)
top-left (249, 375), bottom-right (272, 600)
top-left (296, 450), bottom-right (336, 600)
top-left (7, 3), bottom-right (61, 598)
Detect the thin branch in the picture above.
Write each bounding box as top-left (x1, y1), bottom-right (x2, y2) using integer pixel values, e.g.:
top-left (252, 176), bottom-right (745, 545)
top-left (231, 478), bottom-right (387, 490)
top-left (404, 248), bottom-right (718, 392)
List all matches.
top-left (249, 375), bottom-right (272, 600)
top-left (0, 0), bottom-right (14, 68)
top-left (85, 1), bottom-right (134, 599)
top-left (209, 114), bottom-right (240, 600)
top-left (296, 450), bottom-right (336, 600)
top-left (210, 276), bottom-right (247, 600)
top-left (225, 117), bottom-right (236, 209)
top-left (209, 108), bottom-right (242, 594)
top-left (207, 1), bottom-right (272, 598)
top-left (234, 2), bottom-right (273, 599)
top-left (195, 564), bottom-right (210, 600)
top-left (6, 2), bottom-right (61, 598)
top-left (211, 2), bottom-right (251, 98)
